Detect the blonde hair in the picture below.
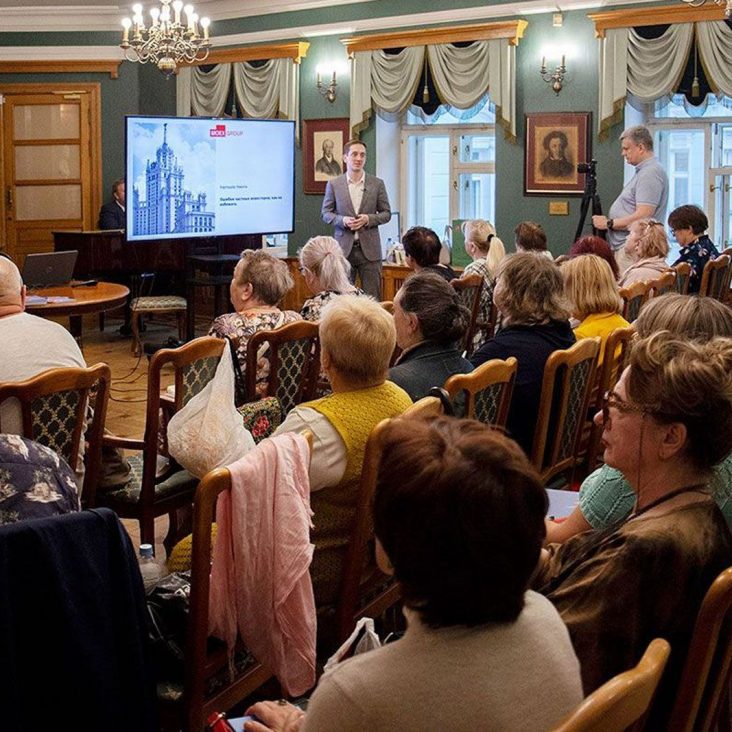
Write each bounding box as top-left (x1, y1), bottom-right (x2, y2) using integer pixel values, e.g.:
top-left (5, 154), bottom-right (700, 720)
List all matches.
top-left (463, 219), bottom-right (506, 278)
top-left (635, 293), bottom-right (732, 340)
top-left (320, 295), bottom-right (395, 385)
top-left (495, 252), bottom-right (569, 324)
top-left (233, 249), bottom-right (293, 306)
top-left (632, 219), bottom-right (669, 259)
top-left (299, 236), bottom-right (352, 292)
top-left (628, 332), bottom-right (732, 470)
top-left (562, 254), bottom-right (622, 320)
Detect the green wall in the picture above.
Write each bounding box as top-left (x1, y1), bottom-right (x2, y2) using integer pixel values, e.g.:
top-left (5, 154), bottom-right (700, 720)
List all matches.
top-left (0, 1), bottom-right (639, 254)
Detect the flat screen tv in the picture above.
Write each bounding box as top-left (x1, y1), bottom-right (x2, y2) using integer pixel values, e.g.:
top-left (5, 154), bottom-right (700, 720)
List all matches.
top-left (125, 115), bottom-right (295, 242)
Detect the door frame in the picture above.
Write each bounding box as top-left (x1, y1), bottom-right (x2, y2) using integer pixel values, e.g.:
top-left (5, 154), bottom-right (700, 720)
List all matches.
top-left (0, 82), bottom-right (103, 250)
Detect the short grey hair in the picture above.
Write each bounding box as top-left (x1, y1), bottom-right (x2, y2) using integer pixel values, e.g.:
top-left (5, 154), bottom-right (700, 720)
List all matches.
top-left (620, 125), bottom-right (653, 151)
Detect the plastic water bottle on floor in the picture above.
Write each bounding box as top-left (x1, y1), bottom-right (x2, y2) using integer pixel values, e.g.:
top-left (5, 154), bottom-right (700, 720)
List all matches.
top-left (138, 543), bottom-right (166, 593)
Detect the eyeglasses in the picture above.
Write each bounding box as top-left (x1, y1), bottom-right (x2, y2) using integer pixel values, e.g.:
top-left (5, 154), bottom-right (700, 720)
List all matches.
top-left (600, 390), bottom-right (647, 428)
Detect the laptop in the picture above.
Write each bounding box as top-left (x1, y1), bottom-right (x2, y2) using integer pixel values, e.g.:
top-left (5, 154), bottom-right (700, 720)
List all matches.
top-left (22, 250), bottom-right (78, 288)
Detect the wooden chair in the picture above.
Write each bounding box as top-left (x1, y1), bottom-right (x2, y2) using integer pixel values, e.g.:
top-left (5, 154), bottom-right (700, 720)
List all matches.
top-left (162, 431), bottom-right (314, 731)
top-left (450, 274), bottom-right (484, 356)
top-left (100, 336), bottom-right (225, 550)
top-left (334, 398), bottom-right (446, 644)
top-left (648, 270), bottom-right (676, 298)
top-left (672, 261), bottom-right (691, 295)
top-left (699, 254), bottom-right (731, 300)
top-left (583, 327), bottom-right (635, 473)
top-left (443, 357), bottom-right (517, 427)
top-left (723, 248), bottom-right (732, 306)
top-left (619, 280), bottom-right (652, 322)
top-left (379, 300), bottom-right (394, 315)
top-left (130, 272), bottom-right (187, 356)
top-left (0, 363), bottom-right (111, 506)
top-left (530, 338), bottom-right (601, 485)
top-left (666, 566), bottom-right (732, 732)
top-left (244, 320), bottom-right (320, 416)
top-left (552, 638), bottom-right (670, 732)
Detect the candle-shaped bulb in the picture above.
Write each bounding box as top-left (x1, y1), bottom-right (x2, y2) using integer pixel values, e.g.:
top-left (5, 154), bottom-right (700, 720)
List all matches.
top-left (561, 54), bottom-right (566, 68)
top-left (121, 16), bottom-right (131, 43)
top-left (541, 56), bottom-right (546, 70)
top-left (172, 0), bottom-right (183, 24)
top-left (200, 16), bottom-right (210, 40)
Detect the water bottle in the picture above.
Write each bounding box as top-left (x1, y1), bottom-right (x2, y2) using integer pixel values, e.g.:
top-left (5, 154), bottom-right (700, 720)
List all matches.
top-left (138, 543), bottom-right (166, 593)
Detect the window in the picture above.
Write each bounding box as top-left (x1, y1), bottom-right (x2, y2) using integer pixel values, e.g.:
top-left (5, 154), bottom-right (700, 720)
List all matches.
top-left (400, 99), bottom-right (496, 237)
top-left (640, 94), bottom-right (732, 250)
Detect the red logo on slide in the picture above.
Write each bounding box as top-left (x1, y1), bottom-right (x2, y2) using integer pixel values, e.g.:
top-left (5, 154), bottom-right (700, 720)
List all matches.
top-left (210, 124), bottom-right (226, 137)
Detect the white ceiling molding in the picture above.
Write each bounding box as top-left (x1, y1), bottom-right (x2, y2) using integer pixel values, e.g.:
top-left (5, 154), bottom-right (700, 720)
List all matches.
top-left (0, 45), bottom-right (126, 60)
top-left (0, 0), bottom-right (662, 38)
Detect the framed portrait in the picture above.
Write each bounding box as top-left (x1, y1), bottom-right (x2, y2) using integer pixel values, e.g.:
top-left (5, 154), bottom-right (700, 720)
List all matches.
top-left (303, 118), bottom-right (350, 195)
top-left (524, 112), bottom-right (592, 195)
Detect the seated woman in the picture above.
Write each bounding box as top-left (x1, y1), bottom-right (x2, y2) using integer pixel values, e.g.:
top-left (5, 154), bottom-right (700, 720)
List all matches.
top-left (617, 219), bottom-right (672, 287)
top-left (461, 219), bottom-right (506, 349)
top-left (245, 417), bottom-right (583, 732)
top-left (388, 271), bottom-right (473, 402)
top-left (402, 226), bottom-right (456, 282)
top-left (0, 434), bottom-right (79, 525)
top-left (547, 293), bottom-right (732, 544)
top-left (209, 250), bottom-right (301, 396)
top-left (536, 331), bottom-right (732, 706)
top-left (562, 254), bottom-right (629, 360)
top-left (668, 204), bottom-right (720, 294)
top-left (298, 235), bottom-right (367, 321)
top-left (514, 221), bottom-right (553, 259)
top-left (274, 296), bottom-right (412, 609)
top-left (569, 234), bottom-right (620, 280)
top-left (470, 252), bottom-right (575, 455)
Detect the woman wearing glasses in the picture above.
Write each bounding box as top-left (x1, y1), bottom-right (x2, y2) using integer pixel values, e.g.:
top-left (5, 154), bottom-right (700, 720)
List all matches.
top-left (536, 329), bottom-right (732, 712)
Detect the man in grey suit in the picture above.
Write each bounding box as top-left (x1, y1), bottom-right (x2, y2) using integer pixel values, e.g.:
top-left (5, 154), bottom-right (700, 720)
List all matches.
top-left (321, 139), bottom-right (391, 299)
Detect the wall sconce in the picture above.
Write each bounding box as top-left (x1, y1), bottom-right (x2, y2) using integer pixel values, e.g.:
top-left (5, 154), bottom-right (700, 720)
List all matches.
top-left (540, 54), bottom-right (566, 95)
top-left (317, 69), bottom-right (337, 103)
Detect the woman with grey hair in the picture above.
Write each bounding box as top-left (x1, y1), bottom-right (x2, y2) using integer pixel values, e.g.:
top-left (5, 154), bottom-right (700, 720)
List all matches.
top-left (299, 236), bottom-right (367, 321)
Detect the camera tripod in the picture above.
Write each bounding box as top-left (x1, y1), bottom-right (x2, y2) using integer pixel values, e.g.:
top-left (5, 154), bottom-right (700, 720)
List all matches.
top-left (574, 161), bottom-right (605, 242)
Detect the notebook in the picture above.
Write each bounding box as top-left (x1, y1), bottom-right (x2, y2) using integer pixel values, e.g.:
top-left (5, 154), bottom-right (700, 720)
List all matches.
top-left (22, 250), bottom-right (78, 288)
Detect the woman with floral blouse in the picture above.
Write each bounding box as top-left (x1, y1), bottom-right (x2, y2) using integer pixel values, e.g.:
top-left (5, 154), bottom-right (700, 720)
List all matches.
top-left (668, 204), bottom-right (720, 294)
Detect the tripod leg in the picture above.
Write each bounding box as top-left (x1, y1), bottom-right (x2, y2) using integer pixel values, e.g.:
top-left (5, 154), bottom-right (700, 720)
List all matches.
top-left (591, 194), bottom-right (605, 239)
top-left (574, 193), bottom-right (593, 242)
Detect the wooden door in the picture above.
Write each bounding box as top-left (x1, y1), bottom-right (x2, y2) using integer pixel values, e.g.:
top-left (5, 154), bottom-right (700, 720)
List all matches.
top-left (1, 85), bottom-right (101, 266)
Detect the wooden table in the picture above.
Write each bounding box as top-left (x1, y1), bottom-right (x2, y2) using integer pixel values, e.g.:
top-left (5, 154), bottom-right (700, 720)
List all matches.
top-left (24, 282), bottom-right (130, 345)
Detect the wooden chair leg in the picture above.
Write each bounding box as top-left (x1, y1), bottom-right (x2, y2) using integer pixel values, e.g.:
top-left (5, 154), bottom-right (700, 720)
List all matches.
top-left (177, 310), bottom-right (186, 342)
top-left (131, 310), bottom-right (141, 356)
top-left (140, 514), bottom-right (156, 551)
top-left (98, 312), bottom-right (105, 332)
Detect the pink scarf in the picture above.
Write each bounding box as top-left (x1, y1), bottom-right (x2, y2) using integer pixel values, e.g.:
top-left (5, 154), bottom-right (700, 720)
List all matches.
top-left (208, 432), bottom-right (316, 696)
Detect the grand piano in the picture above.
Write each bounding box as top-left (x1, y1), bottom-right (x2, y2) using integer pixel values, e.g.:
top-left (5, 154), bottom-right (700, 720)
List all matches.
top-left (53, 230), bottom-right (261, 338)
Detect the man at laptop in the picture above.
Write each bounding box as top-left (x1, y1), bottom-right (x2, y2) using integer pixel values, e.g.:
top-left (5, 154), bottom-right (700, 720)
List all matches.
top-left (98, 178), bottom-right (126, 230)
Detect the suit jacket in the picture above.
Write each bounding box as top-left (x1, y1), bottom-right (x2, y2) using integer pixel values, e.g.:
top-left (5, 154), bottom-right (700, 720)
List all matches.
top-left (98, 199), bottom-right (126, 230)
top-left (315, 156), bottom-right (342, 176)
top-left (321, 173), bottom-right (391, 261)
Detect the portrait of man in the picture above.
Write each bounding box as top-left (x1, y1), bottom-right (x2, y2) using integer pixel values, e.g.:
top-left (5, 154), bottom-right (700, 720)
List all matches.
top-left (538, 130), bottom-right (575, 180)
top-left (314, 133), bottom-right (343, 181)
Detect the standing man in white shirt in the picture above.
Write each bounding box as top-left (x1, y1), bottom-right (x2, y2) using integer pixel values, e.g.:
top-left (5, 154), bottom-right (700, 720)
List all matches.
top-left (592, 125), bottom-right (668, 275)
top-left (321, 139), bottom-right (391, 299)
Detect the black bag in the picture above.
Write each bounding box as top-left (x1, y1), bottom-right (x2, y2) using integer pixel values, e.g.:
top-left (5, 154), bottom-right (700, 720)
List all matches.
top-left (145, 571), bottom-right (191, 681)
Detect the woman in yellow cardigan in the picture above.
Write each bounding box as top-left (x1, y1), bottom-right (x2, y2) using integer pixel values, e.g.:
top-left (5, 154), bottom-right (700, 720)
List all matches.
top-left (561, 254), bottom-right (630, 362)
top-left (275, 295), bottom-right (412, 610)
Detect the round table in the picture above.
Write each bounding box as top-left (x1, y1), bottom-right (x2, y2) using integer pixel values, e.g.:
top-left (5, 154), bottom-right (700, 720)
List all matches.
top-left (24, 282), bottom-right (130, 345)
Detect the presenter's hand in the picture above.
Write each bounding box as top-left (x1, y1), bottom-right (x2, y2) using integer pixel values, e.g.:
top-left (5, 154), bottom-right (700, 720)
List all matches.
top-left (352, 214), bottom-right (370, 230)
top-left (343, 216), bottom-right (357, 229)
top-left (592, 215), bottom-right (608, 230)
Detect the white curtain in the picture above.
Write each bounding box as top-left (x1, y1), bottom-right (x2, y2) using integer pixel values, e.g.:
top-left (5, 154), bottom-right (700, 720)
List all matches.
top-left (350, 39), bottom-right (517, 140)
top-left (233, 57), bottom-right (300, 139)
top-left (697, 19), bottom-right (732, 98)
top-left (191, 63), bottom-right (232, 117)
top-left (177, 57), bottom-right (300, 138)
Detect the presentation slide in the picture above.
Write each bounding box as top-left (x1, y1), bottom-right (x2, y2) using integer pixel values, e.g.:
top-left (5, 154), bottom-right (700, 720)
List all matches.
top-left (125, 115), bottom-right (295, 242)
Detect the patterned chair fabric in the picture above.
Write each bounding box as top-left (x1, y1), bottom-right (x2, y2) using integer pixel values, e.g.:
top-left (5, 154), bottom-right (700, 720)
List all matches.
top-left (131, 296), bottom-right (187, 311)
top-left (275, 338), bottom-right (316, 415)
top-left (472, 382), bottom-right (504, 426)
top-left (30, 390), bottom-right (83, 467)
top-left (180, 356), bottom-right (221, 407)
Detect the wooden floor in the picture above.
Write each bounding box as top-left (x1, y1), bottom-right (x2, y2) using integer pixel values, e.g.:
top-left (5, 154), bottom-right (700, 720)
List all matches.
top-left (81, 310), bottom-right (213, 558)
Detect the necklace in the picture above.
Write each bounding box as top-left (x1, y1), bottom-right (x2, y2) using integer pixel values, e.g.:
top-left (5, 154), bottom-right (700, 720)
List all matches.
top-left (633, 484), bottom-right (709, 518)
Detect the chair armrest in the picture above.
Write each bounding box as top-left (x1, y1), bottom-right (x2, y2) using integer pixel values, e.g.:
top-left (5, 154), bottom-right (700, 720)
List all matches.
top-left (103, 434), bottom-right (145, 451)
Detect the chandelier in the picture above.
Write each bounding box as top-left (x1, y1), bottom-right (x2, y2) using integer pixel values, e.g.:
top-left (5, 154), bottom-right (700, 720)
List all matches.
top-left (121, 0), bottom-right (212, 76)
top-left (680, 0), bottom-right (732, 16)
